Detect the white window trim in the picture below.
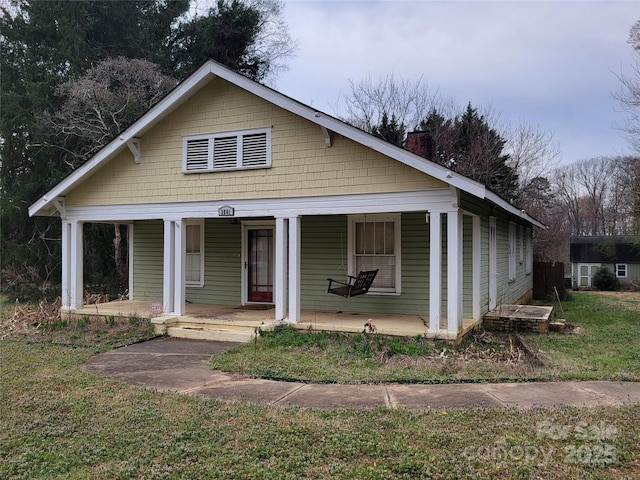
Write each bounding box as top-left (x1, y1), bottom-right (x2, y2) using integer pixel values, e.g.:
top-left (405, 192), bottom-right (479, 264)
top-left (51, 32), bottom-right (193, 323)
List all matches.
top-left (519, 225), bottom-right (524, 263)
top-left (348, 213), bottom-right (401, 295)
top-left (525, 228), bottom-right (533, 275)
top-left (186, 219), bottom-right (205, 287)
top-left (182, 127), bottom-right (272, 173)
top-left (616, 263), bottom-right (627, 278)
top-left (508, 222), bottom-right (516, 282)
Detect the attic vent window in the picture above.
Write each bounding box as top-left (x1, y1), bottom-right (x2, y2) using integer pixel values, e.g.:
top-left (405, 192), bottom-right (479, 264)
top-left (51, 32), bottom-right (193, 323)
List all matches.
top-left (183, 127), bottom-right (271, 173)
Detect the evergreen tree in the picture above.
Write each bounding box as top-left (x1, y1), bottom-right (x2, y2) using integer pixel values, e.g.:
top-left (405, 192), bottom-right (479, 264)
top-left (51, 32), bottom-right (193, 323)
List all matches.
top-left (419, 104), bottom-right (519, 201)
top-left (170, 0), bottom-right (264, 79)
top-left (0, 0), bottom-right (295, 298)
top-left (371, 112), bottom-right (406, 147)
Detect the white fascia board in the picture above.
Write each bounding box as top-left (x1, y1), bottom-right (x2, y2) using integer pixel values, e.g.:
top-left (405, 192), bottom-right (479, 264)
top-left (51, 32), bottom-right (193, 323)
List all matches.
top-left (29, 63), bottom-right (218, 218)
top-left (484, 190), bottom-right (546, 229)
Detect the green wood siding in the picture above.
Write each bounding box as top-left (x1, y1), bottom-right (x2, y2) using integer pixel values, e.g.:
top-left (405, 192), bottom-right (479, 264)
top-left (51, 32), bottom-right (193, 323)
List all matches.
top-left (626, 263), bottom-right (640, 284)
top-left (132, 220), bottom-right (163, 300)
top-left (571, 262), bottom-right (640, 287)
top-left (460, 191), bottom-right (533, 311)
top-left (131, 202), bottom-right (535, 317)
top-left (463, 215), bottom-right (473, 318)
top-left (300, 213), bottom-right (430, 316)
top-left (132, 219), bottom-right (242, 304)
top-left (186, 219), bottom-right (242, 305)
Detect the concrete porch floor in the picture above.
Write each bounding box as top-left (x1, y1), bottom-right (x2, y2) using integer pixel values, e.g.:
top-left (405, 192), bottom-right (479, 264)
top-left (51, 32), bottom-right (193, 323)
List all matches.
top-left (68, 300), bottom-right (481, 343)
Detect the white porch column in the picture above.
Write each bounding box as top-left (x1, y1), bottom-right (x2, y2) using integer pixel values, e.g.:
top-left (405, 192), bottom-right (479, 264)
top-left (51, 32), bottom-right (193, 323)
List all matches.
top-left (428, 212), bottom-right (442, 331)
top-left (173, 219), bottom-right (186, 316)
top-left (446, 209), bottom-right (463, 333)
top-left (69, 221), bottom-right (84, 309)
top-left (60, 221), bottom-right (71, 309)
top-left (288, 215), bottom-right (300, 323)
top-left (472, 215), bottom-right (481, 320)
top-left (163, 220), bottom-right (175, 314)
top-left (275, 217), bottom-right (288, 321)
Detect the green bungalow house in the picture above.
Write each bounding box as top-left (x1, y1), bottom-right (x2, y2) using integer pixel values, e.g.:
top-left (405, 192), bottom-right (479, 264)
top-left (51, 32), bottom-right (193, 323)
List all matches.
top-left (29, 60), bottom-right (543, 341)
top-left (570, 235), bottom-right (640, 288)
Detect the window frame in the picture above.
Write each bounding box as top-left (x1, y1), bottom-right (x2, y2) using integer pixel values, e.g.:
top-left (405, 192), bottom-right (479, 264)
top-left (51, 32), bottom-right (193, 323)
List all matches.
top-left (185, 219), bottom-right (205, 287)
top-left (616, 263), bottom-right (627, 278)
top-left (348, 213), bottom-right (401, 295)
top-left (182, 127), bottom-right (272, 173)
top-left (508, 222), bottom-right (517, 282)
top-left (525, 228), bottom-right (533, 275)
top-left (519, 225), bottom-right (524, 263)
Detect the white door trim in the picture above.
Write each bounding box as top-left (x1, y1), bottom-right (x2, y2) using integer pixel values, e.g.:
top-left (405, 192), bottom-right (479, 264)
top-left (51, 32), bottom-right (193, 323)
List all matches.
top-left (241, 220), bottom-right (276, 305)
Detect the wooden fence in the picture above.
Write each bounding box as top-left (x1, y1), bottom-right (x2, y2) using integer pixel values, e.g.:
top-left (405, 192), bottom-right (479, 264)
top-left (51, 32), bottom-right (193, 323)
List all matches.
top-left (533, 262), bottom-right (566, 300)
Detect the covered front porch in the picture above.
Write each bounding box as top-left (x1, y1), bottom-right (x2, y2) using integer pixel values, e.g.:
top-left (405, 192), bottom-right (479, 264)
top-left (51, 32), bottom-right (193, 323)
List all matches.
top-left (58, 191), bottom-right (483, 342)
top-left (68, 300), bottom-right (482, 343)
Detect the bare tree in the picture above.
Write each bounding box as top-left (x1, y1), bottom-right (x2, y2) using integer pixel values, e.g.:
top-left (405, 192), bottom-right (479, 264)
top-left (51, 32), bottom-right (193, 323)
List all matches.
top-left (339, 73), bottom-right (446, 133)
top-left (552, 156), bottom-right (635, 237)
top-left (609, 156), bottom-right (640, 234)
top-left (553, 164), bottom-right (586, 235)
top-left (42, 57), bottom-right (178, 165)
top-left (574, 157), bottom-right (615, 235)
top-left (613, 19), bottom-right (640, 154)
top-left (502, 122), bottom-right (560, 202)
top-left (245, 0), bottom-right (299, 84)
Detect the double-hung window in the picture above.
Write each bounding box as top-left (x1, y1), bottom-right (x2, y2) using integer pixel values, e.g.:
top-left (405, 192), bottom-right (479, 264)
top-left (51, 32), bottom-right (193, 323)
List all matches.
top-left (186, 220), bottom-right (204, 287)
top-left (349, 214), bottom-right (401, 294)
top-left (616, 264), bottom-right (627, 278)
top-left (183, 127), bottom-right (271, 173)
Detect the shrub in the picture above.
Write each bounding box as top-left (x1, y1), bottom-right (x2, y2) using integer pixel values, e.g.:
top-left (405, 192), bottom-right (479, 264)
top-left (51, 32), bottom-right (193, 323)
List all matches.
top-left (592, 266), bottom-right (620, 291)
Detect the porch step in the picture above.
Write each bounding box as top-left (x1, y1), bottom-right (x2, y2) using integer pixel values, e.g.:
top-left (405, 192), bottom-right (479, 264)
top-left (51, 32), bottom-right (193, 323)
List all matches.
top-left (166, 323), bottom-right (260, 343)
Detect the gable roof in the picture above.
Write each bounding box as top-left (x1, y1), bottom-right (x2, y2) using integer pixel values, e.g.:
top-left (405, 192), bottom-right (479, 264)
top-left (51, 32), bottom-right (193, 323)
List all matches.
top-left (570, 235), bottom-right (640, 263)
top-left (29, 60), bottom-right (544, 228)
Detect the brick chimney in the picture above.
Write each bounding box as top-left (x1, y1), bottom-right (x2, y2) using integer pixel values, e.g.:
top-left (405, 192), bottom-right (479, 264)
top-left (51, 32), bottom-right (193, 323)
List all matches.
top-left (405, 131), bottom-right (434, 161)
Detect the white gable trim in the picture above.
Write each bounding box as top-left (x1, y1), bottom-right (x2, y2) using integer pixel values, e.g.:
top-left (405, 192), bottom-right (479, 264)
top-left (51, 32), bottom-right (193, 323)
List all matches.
top-left (29, 60), bottom-right (543, 229)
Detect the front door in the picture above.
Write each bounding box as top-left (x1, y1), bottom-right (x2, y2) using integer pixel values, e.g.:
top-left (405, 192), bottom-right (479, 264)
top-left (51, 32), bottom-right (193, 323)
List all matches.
top-left (247, 228), bottom-right (274, 303)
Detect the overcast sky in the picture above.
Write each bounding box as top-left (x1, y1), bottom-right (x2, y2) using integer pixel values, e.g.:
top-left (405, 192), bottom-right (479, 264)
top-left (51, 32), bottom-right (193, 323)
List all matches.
top-left (275, 0), bottom-right (639, 165)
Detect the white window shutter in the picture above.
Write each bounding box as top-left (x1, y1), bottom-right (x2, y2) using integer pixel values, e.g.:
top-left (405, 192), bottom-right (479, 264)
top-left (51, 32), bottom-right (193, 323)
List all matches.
top-left (185, 138), bottom-right (210, 171)
top-left (242, 133), bottom-right (268, 167)
top-left (213, 136), bottom-right (238, 169)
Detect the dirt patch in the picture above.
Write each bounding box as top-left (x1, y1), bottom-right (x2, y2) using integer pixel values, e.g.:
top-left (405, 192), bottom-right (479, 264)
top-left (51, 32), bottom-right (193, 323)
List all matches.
top-left (0, 298), bottom-right (153, 346)
top-left (375, 331), bottom-right (545, 372)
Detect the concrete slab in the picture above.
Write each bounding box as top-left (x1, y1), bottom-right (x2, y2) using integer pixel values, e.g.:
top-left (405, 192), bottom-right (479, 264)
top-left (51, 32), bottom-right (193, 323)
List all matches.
top-left (574, 381), bottom-right (640, 405)
top-left (111, 337), bottom-right (240, 355)
top-left (196, 379), bottom-right (305, 404)
top-left (278, 383), bottom-right (388, 409)
top-left (82, 338), bottom-right (640, 411)
top-left (388, 383), bottom-right (505, 409)
top-left (482, 382), bottom-right (607, 408)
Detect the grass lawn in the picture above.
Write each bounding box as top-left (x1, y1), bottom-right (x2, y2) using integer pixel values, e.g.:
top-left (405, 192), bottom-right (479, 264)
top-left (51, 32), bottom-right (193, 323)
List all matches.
top-left (1, 291), bottom-right (639, 478)
top-left (210, 291), bottom-right (640, 384)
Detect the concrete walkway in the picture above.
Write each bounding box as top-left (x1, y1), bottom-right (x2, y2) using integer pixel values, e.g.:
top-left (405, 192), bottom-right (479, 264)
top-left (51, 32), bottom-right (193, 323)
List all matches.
top-left (83, 337), bottom-right (640, 410)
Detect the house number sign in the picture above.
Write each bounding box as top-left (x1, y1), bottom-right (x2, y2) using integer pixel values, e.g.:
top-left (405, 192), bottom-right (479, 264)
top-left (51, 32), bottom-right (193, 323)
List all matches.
top-left (218, 205), bottom-right (235, 217)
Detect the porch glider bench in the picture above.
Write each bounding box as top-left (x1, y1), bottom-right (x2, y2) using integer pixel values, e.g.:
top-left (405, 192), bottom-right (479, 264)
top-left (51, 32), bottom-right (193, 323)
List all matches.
top-left (327, 269), bottom-right (379, 298)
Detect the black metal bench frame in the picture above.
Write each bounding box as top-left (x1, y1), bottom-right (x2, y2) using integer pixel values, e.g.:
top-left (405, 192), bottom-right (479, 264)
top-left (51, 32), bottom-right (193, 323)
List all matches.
top-left (326, 269), bottom-right (379, 298)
